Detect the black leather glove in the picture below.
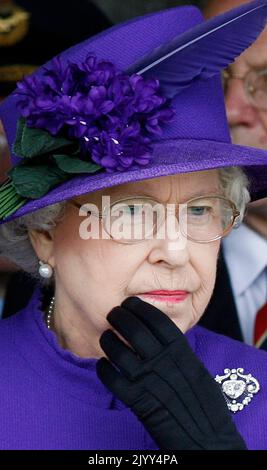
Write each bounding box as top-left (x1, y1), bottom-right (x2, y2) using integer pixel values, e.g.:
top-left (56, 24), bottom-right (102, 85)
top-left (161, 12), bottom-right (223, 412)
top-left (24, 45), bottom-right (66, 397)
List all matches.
top-left (96, 296), bottom-right (247, 450)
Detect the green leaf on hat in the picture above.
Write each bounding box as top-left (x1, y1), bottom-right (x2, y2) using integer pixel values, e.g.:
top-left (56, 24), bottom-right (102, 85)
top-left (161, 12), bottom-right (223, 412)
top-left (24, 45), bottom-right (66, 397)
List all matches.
top-left (53, 154), bottom-right (101, 174)
top-left (0, 179), bottom-right (27, 220)
top-left (8, 163), bottom-right (70, 199)
top-left (13, 118), bottom-right (73, 158)
top-left (12, 118), bottom-right (25, 157)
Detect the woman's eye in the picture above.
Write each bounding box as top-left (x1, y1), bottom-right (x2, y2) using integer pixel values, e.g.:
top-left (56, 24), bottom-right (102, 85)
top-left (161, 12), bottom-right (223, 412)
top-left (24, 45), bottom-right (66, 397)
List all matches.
top-left (188, 206), bottom-right (211, 216)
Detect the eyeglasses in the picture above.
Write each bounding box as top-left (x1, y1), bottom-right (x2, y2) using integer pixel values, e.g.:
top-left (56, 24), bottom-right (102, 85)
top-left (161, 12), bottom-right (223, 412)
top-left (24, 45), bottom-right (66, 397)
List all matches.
top-left (69, 195), bottom-right (241, 244)
top-left (222, 67), bottom-right (267, 110)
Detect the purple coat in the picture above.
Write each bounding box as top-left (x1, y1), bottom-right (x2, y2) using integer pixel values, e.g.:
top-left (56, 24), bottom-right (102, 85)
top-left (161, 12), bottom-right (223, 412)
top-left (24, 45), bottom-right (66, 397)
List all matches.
top-left (0, 287), bottom-right (266, 450)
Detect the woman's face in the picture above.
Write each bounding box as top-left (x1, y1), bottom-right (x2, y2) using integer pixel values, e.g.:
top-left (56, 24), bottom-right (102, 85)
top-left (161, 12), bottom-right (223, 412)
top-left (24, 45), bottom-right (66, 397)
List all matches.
top-left (37, 169), bottom-right (220, 341)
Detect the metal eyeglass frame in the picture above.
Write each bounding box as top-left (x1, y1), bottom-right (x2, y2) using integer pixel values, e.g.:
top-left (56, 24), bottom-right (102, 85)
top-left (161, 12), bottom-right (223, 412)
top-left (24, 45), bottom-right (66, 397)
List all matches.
top-left (69, 194), bottom-right (241, 244)
top-left (222, 67), bottom-right (267, 110)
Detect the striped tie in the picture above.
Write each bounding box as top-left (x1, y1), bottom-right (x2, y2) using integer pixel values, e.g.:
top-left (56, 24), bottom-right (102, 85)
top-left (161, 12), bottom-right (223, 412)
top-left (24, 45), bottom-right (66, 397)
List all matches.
top-left (254, 302), bottom-right (267, 350)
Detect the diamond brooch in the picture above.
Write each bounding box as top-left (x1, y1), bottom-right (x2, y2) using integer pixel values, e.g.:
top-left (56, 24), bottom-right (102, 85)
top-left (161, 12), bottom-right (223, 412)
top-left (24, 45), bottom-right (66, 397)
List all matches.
top-left (215, 368), bottom-right (260, 413)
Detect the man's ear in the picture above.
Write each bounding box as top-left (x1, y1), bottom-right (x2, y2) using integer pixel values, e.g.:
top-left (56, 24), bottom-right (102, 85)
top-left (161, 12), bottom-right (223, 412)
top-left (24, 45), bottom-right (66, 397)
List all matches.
top-left (29, 229), bottom-right (55, 267)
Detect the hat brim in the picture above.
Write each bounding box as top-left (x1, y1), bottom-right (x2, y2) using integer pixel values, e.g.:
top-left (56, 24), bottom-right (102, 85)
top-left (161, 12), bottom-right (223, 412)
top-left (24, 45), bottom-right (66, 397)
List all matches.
top-left (1, 138), bottom-right (266, 224)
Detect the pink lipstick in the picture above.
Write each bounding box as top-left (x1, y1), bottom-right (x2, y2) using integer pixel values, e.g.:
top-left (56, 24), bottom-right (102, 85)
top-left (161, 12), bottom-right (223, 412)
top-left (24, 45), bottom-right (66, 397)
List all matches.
top-left (140, 290), bottom-right (189, 303)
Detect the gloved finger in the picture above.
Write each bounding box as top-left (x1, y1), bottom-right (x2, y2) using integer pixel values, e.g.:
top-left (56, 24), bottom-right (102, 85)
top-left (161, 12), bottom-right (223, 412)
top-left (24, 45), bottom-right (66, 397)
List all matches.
top-left (174, 354), bottom-right (234, 431)
top-left (143, 371), bottom-right (207, 449)
top-left (96, 357), bottom-right (138, 407)
top-left (120, 298), bottom-right (227, 434)
top-left (167, 344), bottom-right (233, 432)
top-left (122, 296), bottom-right (184, 346)
top-left (150, 345), bottom-right (215, 436)
top-left (107, 305), bottom-right (162, 359)
top-left (99, 329), bottom-right (141, 380)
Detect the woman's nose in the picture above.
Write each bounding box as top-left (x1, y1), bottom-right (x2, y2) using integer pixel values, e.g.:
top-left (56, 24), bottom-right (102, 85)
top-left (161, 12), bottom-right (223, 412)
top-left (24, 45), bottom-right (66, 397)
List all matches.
top-left (147, 215), bottom-right (190, 268)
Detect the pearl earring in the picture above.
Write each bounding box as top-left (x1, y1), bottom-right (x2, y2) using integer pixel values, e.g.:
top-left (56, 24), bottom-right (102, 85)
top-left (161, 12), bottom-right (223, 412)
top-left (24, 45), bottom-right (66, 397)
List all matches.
top-left (38, 260), bottom-right (53, 279)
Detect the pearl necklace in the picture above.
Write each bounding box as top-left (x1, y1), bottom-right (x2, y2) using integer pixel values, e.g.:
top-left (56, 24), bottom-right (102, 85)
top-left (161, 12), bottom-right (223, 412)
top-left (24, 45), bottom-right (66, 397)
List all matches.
top-left (46, 296), bottom-right (55, 329)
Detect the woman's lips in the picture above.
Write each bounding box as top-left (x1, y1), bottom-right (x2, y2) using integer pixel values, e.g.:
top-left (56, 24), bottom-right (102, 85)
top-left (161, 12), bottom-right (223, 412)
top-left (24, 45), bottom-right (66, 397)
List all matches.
top-left (138, 290), bottom-right (189, 303)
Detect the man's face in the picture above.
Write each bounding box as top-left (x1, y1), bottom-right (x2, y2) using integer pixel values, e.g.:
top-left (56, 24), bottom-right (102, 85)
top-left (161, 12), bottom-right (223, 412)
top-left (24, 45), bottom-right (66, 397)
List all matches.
top-left (205, 0), bottom-right (267, 150)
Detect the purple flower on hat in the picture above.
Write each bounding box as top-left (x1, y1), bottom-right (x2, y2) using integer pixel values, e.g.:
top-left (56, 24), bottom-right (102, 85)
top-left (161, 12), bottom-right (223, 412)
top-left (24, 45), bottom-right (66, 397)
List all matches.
top-left (15, 54), bottom-right (175, 172)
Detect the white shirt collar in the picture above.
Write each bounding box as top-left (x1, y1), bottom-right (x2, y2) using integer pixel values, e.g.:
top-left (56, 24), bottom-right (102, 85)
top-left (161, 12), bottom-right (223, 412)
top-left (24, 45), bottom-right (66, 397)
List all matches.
top-left (223, 223), bottom-right (267, 296)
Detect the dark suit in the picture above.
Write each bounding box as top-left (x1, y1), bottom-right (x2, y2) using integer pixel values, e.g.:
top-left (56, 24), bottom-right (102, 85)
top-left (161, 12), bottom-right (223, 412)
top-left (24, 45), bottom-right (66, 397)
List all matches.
top-left (199, 249), bottom-right (243, 341)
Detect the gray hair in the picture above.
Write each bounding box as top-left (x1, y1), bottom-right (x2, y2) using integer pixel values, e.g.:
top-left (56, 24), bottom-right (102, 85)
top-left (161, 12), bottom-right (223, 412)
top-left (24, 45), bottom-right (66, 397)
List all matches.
top-left (0, 202), bottom-right (67, 282)
top-left (0, 166), bottom-right (251, 279)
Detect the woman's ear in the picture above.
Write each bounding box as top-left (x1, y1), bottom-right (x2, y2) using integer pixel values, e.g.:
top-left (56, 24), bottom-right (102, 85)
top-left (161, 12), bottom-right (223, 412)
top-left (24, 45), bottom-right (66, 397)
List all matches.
top-left (29, 229), bottom-right (55, 268)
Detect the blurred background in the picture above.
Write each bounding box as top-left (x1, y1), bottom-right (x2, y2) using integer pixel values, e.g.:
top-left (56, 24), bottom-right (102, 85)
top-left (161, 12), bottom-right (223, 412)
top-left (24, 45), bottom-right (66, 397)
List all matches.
top-left (92, 0), bottom-right (202, 22)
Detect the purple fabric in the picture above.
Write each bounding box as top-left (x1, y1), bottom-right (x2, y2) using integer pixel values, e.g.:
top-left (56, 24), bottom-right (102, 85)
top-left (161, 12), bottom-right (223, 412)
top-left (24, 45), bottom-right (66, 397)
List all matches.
top-left (0, 286), bottom-right (266, 450)
top-left (0, 3), bottom-right (267, 224)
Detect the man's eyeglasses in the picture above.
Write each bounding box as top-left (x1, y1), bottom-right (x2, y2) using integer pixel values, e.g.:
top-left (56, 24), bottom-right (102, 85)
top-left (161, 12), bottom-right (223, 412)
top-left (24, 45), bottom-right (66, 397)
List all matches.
top-left (223, 67), bottom-right (267, 110)
top-left (69, 195), bottom-right (241, 244)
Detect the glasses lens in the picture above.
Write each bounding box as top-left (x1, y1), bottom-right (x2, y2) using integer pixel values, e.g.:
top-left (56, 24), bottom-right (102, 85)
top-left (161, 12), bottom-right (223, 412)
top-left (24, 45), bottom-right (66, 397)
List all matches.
top-left (102, 196), bottom-right (236, 243)
top-left (103, 198), bottom-right (165, 243)
top-left (180, 197), bottom-right (235, 242)
top-left (246, 69), bottom-right (267, 110)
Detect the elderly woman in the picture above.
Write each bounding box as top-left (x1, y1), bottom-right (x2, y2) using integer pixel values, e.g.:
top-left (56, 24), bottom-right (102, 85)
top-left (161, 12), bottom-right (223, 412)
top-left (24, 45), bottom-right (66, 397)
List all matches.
top-left (0, 0), bottom-right (267, 450)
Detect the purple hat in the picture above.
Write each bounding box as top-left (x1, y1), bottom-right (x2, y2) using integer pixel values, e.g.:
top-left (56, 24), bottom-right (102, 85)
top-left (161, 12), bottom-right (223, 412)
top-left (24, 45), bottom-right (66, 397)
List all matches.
top-left (1, 0), bottom-right (267, 224)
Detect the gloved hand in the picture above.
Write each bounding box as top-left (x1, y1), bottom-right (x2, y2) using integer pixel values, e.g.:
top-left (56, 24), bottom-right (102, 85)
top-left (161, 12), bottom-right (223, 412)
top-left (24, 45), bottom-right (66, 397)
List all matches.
top-left (96, 296), bottom-right (247, 450)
